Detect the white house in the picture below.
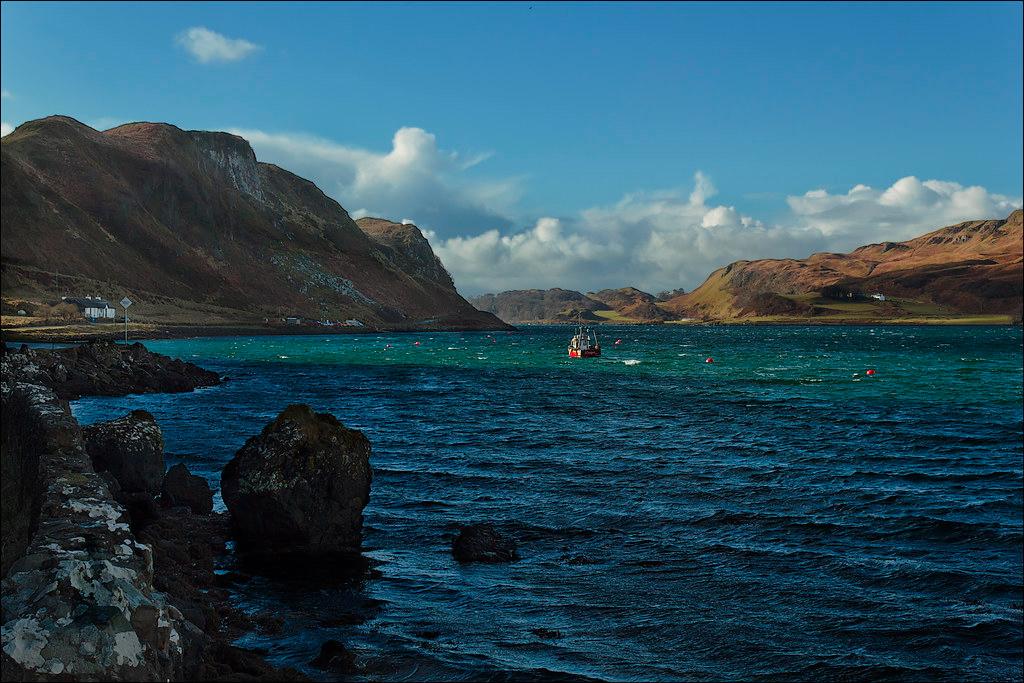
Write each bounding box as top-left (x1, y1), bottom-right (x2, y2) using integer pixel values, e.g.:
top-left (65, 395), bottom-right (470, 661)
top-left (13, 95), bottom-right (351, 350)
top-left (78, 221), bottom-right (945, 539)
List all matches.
top-left (870, 293), bottom-right (886, 302)
top-left (64, 296), bottom-right (116, 321)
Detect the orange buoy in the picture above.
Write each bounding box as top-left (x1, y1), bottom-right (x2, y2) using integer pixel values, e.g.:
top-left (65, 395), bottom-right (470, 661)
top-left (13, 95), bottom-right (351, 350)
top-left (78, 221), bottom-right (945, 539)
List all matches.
top-left (866, 369), bottom-right (876, 376)
top-left (705, 357), bottom-right (714, 364)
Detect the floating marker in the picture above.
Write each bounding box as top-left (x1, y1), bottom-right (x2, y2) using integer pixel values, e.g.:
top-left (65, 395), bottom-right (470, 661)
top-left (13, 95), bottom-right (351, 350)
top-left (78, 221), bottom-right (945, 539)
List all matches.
top-left (615, 339), bottom-right (622, 345)
top-left (414, 341), bottom-right (421, 346)
top-left (866, 369), bottom-right (876, 376)
top-left (706, 357), bottom-right (714, 364)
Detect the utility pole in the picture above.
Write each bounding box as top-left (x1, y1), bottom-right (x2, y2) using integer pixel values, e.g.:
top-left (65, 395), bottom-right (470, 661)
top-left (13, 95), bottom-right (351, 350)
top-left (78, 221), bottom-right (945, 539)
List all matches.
top-left (120, 297), bottom-right (133, 343)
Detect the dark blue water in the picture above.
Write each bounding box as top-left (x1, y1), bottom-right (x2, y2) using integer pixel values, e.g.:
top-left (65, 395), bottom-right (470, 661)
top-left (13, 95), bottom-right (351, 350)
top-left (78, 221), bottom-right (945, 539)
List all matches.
top-left (72, 325), bottom-right (1024, 681)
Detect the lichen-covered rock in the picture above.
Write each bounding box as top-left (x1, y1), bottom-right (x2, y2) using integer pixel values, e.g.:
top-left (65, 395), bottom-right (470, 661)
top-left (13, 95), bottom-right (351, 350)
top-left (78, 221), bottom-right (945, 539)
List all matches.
top-left (0, 383), bottom-right (195, 681)
top-left (161, 463), bottom-right (213, 515)
top-left (83, 410), bottom-right (164, 494)
top-left (452, 524), bottom-right (519, 564)
top-left (221, 405), bottom-right (371, 556)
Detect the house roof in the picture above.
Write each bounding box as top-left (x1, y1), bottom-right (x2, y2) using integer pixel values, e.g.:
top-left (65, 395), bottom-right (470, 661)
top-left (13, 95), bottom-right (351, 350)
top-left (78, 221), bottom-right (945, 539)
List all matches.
top-left (65, 297), bottom-right (114, 308)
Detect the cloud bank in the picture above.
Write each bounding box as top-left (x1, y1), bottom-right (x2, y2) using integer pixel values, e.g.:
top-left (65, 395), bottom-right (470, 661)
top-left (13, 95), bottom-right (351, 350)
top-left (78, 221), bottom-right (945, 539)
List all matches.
top-left (231, 126), bottom-right (1020, 296)
top-left (232, 126), bottom-right (519, 235)
top-left (176, 27), bottom-right (260, 64)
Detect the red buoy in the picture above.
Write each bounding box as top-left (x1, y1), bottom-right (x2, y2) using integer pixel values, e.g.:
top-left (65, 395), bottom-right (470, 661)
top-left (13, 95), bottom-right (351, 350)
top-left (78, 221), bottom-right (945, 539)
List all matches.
top-left (706, 357), bottom-right (714, 364)
top-left (615, 339), bottom-right (622, 345)
top-left (866, 369), bottom-right (876, 376)
top-left (414, 341), bottom-right (421, 346)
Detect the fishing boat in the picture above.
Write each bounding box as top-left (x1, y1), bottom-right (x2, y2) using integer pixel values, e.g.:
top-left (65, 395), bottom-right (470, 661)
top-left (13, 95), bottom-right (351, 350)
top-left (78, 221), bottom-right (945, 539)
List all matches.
top-left (568, 324), bottom-right (601, 358)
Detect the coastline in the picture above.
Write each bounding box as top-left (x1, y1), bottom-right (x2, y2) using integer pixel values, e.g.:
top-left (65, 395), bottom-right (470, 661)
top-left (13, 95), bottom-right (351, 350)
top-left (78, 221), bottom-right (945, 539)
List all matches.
top-left (2, 314), bottom-right (1019, 344)
top-left (0, 320), bottom-right (517, 344)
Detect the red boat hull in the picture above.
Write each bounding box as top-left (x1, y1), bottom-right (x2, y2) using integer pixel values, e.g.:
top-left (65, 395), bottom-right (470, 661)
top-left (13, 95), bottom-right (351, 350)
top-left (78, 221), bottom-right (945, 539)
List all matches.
top-left (568, 348), bottom-right (601, 358)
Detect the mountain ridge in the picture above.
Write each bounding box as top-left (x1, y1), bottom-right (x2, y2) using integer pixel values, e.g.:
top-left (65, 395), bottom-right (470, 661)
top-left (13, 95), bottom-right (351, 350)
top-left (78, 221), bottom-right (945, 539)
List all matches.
top-left (1, 115), bottom-right (508, 331)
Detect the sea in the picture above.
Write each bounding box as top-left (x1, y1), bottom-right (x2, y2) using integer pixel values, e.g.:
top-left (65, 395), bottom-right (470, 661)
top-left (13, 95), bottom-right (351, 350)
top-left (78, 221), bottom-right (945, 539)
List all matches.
top-left (70, 324), bottom-right (1024, 681)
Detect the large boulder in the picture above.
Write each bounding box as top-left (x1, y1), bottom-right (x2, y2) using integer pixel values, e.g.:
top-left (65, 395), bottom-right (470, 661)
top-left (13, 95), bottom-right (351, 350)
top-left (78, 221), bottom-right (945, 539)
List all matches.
top-left (452, 524), bottom-right (519, 563)
top-left (83, 409), bottom-right (164, 493)
top-left (221, 405), bottom-right (371, 556)
top-left (161, 463), bottom-right (214, 515)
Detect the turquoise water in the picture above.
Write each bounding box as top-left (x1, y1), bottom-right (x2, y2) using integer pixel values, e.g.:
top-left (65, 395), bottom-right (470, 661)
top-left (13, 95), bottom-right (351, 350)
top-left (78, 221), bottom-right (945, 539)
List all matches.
top-left (72, 325), bottom-right (1024, 681)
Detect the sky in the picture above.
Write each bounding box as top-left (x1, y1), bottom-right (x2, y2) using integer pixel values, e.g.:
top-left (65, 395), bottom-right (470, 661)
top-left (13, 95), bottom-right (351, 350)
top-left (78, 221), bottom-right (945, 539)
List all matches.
top-left (2, 1), bottom-right (1022, 295)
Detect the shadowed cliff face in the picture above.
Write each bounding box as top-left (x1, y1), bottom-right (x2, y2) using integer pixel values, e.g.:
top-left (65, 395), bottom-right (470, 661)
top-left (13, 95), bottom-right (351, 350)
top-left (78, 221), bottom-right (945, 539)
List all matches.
top-left (0, 116), bottom-right (506, 330)
top-left (662, 210), bottom-right (1024, 320)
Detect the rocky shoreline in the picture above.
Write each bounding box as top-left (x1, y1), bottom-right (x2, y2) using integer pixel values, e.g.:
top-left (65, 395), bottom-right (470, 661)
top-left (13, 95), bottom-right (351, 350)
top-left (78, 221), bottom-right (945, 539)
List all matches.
top-left (1, 340), bottom-right (524, 681)
top-left (0, 342), bottom-right (304, 680)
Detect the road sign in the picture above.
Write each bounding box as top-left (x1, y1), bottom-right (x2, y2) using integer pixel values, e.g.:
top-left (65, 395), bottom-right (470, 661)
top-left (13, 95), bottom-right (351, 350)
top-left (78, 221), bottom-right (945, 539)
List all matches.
top-left (120, 297), bottom-right (132, 343)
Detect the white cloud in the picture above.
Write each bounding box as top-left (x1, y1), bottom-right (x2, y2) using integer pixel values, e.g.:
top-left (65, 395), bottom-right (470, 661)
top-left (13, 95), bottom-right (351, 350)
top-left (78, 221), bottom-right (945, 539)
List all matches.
top-left (0, 122), bottom-right (12, 136)
top-left (176, 27), bottom-right (260, 64)
top-left (431, 174), bottom-right (1021, 296)
top-left (231, 126), bottom-right (520, 235)
top-left (787, 176), bottom-right (1021, 246)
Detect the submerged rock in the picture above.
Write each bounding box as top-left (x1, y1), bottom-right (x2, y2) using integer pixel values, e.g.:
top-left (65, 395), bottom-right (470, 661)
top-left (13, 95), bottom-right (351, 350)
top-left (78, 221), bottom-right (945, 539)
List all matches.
top-left (221, 404), bottom-right (372, 556)
top-left (452, 524), bottom-right (519, 563)
top-left (161, 463), bottom-right (214, 515)
top-left (310, 639), bottom-right (356, 673)
top-left (83, 409), bottom-right (164, 493)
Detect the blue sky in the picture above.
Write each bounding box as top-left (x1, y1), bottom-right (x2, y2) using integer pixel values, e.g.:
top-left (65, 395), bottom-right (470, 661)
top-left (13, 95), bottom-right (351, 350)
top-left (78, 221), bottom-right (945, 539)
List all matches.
top-left (2, 2), bottom-right (1022, 293)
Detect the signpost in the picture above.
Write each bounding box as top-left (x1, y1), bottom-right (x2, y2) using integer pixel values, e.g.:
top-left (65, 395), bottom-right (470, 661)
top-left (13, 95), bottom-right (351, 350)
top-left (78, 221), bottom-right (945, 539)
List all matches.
top-left (120, 297), bottom-right (133, 344)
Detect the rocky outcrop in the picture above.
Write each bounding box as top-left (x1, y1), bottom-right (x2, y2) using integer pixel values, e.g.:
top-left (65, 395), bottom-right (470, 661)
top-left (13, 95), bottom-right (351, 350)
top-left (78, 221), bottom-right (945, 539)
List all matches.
top-left (0, 382), bottom-right (195, 681)
top-left (83, 411), bottom-right (164, 494)
top-left (1, 344), bottom-right (302, 681)
top-left (221, 404), bottom-right (372, 556)
top-left (160, 464), bottom-right (213, 516)
top-left (0, 341), bottom-right (221, 401)
top-left (451, 524), bottom-right (519, 563)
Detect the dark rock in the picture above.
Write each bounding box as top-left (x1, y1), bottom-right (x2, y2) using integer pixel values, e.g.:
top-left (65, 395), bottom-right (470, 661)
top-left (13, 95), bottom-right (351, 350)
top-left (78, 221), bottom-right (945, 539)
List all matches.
top-left (0, 340), bottom-right (221, 401)
top-left (452, 523), bottom-right (519, 563)
top-left (119, 491), bottom-right (162, 532)
top-left (161, 463), bottom-right (214, 515)
top-left (1, 387), bottom-right (42, 576)
top-left (311, 639), bottom-right (356, 673)
top-left (83, 409), bottom-right (164, 493)
top-left (221, 404), bottom-right (372, 556)
top-left (530, 628), bottom-right (563, 639)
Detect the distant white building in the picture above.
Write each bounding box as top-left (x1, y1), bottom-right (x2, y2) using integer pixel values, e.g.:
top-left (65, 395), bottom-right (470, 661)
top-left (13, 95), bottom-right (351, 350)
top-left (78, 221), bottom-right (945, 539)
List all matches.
top-left (344, 319), bottom-right (364, 327)
top-left (871, 293), bottom-right (886, 302)
top-left (64, 296), bottom-right (116, 321)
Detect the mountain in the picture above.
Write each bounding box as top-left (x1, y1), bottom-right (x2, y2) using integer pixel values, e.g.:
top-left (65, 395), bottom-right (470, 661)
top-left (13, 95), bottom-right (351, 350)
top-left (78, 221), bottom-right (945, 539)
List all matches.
top-left (470, 286), bottom-right (669, 323)
top-left (0, 116), bottom-right (507, 330)
top-left (662, 210), bottom-right (1023, 321)
top-left (469, 288), bottom-right (602, 323)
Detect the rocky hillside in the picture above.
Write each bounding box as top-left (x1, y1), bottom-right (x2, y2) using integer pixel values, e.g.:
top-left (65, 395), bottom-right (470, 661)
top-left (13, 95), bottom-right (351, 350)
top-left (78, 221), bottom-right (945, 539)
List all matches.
top-left (662, 210), bottom-right (1024, 321)
top-left (1, 116), bottom-right (506, 330)
top-left (470, 287), bottom-right (669, 323)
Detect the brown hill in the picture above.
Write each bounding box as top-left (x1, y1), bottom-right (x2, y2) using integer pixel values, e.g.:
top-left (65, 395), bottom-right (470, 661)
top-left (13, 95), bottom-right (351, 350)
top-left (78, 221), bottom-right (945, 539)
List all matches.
top-left (663, 210), bottom-right (1023, 321)
top-left (587, 288), bottom-right (672, 321)
top-left (1, 116), bottom-right (507, 330)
